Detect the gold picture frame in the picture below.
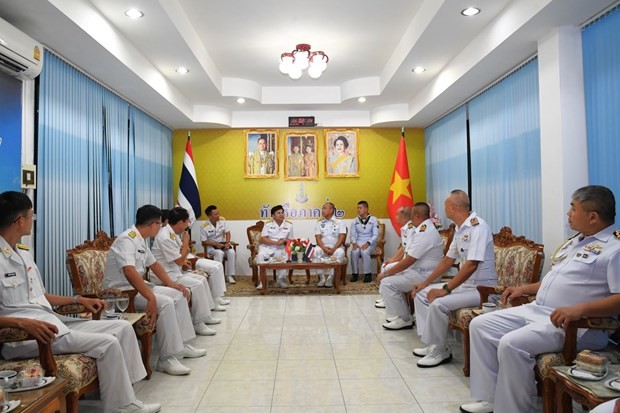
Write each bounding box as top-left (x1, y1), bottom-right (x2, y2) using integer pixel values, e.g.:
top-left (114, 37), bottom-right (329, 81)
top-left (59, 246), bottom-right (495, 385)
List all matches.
top-left (284, 132), bottom-right (319, 181)
top-left (324, 129), bottom-right (359, 177)
top-left (245, 130), bottom-right (278, 178)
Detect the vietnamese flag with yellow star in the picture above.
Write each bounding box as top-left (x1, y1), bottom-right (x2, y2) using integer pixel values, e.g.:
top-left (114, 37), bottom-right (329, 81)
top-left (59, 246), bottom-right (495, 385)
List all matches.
top-left (387, 131), bottom-right (414, 232)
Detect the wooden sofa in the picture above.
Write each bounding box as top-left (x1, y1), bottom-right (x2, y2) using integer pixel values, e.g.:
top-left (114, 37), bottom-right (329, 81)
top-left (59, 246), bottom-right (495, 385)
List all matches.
top-left (448, 226), bottom-right (545, 376)
top-left (66, 231), bottom-right (155, 379)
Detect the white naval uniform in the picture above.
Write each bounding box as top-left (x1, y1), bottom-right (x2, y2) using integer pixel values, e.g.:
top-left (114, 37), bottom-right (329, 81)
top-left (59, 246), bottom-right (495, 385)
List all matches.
top-left (350, 215), bottom-right (379, 274)
top-left (382, 221), bottom-right (416, 273)
top-left (0, 236), bottom-right (145, 412)
top-left (414, 212), bottom-right (497, 345)
top-left (469, 226), bottom-right (620, 413)
top-left (257, 220), bottom-right (294, 280)
top-left (380, 219), bottom-right (444, 321)
top-left (193, 256), bottom-right (226, 301)
top-left (103, 225), bottom-right (195, 359)
top-left (313, 216), bottom-right (347, 277)
top-left (151, 225), bottom-right (215, 323)
top-left (200, 219), bottom-right (236, 276)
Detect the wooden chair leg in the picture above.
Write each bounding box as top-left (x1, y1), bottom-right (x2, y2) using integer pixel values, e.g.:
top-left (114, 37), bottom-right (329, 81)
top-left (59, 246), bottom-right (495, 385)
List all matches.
top-left (462, 328), bottom-right (470, 377)
top-left (251, 263), bottom-right (258, 285)
top-left (306, 269), bottom-right (311, 285)
top-left (288, 269), bottom-right (294, 284)
top-left (542, 377), bottom-right (556, 413)
top-left (65, 392), bottom-right (80, 413)
top-left (140, 331), bottom-right (153, 379)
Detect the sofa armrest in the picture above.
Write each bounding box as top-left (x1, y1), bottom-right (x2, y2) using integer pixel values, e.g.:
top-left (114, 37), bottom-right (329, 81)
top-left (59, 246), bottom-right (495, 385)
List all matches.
top-left (563, 317), bottom-right (620, 364)
top-left (0, 327), bottom-right (57, 376)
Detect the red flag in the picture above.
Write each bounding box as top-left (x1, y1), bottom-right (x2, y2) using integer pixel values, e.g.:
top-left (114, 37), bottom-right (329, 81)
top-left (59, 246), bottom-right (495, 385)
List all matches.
top-left (387, 130), bottom-right (414, 232)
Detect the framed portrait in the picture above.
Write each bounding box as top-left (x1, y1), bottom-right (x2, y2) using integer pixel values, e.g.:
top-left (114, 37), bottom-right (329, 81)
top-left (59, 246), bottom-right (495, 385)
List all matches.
top-left (284, 132), bottom-right (319, 181)
top-left (324, 129), bottom-right (359, 177)
top-left (245, 130), bottom-right (278, 178)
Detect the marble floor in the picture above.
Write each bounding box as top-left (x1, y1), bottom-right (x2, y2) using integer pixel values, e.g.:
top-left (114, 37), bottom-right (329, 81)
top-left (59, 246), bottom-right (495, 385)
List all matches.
top-left (79, 293), bottom-right (582, 412)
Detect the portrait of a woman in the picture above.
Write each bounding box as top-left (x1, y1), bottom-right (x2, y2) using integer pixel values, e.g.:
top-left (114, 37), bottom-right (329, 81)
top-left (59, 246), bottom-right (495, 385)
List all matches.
top-left (304, 144), bottom-right (317, 178)
top-left (326, 131), bottom-right (358, 176)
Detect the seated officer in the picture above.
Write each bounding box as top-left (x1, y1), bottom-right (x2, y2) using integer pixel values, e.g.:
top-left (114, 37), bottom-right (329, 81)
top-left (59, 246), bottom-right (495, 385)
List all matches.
top-left (313, 202), bottom-right (347, 288)
top-left (200, 205), bottom-right (237, 284)
top-left (256, 205), bottom-right (294, 289)
top-left (0, 191), bottom-right (160, 413)
top-left (349, 200), bottom-right (379, 283)
top-left (378, 202), bottom-right (444, 330)
top-left (461, 185), bottom-right (620, 413)
top-left (412, 190), bottom-right (497, 369)
top-left (104, 205), bottom-right (206, 377)
top-left (151, 207), bottom-right (223, 336)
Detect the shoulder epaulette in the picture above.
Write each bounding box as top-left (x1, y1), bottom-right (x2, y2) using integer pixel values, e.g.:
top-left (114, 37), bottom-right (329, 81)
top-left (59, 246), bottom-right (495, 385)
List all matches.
top-left (170, 233), bottom-right (176, 240)
top-left (16, 243), bottom-right (29, 250)
top-left (614, 230), bottom-right (620, 240)
top-left (470, 217), bottom-right (479, 226)
top-left (128, 231), bottom-right (137, 238)
top-left (201, 222), bottom-right (209, 228)
top-left (407, 222), bottom-right (413, 229)
top-left (285, 220), bottom-right (293, 224)
top-left (2, 246), bottom-right (12, 256)
top-left (317, 217), bottom-right (324, 222)
top-left (419, 224), bottom-right (426, 232)
top-left (220, 217), bottom-right (226, 221)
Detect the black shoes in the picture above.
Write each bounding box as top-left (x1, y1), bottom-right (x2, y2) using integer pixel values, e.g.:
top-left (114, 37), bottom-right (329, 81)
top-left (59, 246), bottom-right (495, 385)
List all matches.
top-left (350, 274), bottom-right (358, 282)
top-left (363, 273), bottom-right (372, 283)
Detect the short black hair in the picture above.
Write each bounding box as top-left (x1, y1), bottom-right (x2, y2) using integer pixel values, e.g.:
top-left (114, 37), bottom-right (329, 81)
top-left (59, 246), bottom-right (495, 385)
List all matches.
top-left (0, 191), bottom-right (32, 229)
top-left (413, 202), bottom-right (431, 219)
top-left (136, 205), bottom-right (162, 226)
top-left (357, 201), bottom-right (368, 208)
top-left (572, 185), bottom-right (616, 225)
top-left (161, 209), bottom-right (170, 223)
top-left (271, 205), bottom-right (284, 216)
top-left (205, 205), bottom-right (217, 216)
top-left (168, 207), bottom-right (190, 225)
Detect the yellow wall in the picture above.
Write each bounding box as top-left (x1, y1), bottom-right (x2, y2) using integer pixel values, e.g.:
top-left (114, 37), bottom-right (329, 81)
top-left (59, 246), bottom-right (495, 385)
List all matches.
top-left (172, 128), bottom-right (425, 220)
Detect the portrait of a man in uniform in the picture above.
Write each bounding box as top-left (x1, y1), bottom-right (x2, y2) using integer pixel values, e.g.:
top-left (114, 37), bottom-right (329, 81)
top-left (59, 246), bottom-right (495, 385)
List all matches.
top-left (245, 130), bottom-right (278, 178)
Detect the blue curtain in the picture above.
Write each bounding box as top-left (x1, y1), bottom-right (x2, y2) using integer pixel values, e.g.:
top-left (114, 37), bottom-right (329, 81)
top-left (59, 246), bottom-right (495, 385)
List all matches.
top-left (36, 51), bottom-right (172, 295)
top-left (469, 59), bottom-right (542, 241)
top-left (424, 106), bottom-right (468, 225)
top-left (582, 7), bottom-right (620, 220)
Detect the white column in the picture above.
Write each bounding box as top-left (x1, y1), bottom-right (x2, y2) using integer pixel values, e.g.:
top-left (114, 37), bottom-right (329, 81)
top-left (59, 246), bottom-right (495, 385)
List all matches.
top-left (538, 26), bottom-right (588, 270)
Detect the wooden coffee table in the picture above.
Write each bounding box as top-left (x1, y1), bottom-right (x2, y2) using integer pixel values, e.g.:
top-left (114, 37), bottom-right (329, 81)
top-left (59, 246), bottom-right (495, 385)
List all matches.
top-left (258, 261), bottom-right (345, 295)
top-left (11, 377), bottom-right (67, 413)
top-left (548, 365), bottom-right (620, 412)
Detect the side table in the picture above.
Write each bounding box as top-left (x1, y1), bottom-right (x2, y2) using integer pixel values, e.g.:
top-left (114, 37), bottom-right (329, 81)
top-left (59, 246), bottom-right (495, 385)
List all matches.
top-left (12, 377), bottom-right (67, 413)
top-left (549, 365), bottom-right (620, 413)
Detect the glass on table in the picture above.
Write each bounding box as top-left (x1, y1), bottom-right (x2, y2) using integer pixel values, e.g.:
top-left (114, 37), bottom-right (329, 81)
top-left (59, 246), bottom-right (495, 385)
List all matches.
top-left (102, 295), bottom-right (116, 318)
top-left (115, 293), bottom-right (130, 319)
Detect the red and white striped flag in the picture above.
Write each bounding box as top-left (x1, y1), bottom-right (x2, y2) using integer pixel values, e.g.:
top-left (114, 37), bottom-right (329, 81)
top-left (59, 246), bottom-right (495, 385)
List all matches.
top-left (177, 133), bottom-right (201, 223)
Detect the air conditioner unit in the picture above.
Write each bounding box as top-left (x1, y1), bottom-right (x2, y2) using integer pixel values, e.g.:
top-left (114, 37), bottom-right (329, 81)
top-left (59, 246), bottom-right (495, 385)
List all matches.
top-left (0, 16), bottom-right (43, 80)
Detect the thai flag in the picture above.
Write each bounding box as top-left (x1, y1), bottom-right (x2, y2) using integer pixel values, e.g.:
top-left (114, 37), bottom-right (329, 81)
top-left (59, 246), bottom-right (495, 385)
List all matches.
top-left (177, 133), bottom-right (201, 223)
top-left (304, 243), bottom-right (316, 260)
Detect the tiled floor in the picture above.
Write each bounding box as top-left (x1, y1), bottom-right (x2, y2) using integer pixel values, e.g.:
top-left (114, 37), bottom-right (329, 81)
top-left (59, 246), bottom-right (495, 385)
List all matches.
top-left (79, 293), bottom-right (574, 412)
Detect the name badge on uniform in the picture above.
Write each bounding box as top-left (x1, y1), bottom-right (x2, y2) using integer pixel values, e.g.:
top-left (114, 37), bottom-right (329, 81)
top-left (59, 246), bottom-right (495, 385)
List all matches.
top-left (461, 235), bottom-right (469, 242)
top-left (138, 249), bottom-right (145, 254)
top-left (4, 272), bottom-right (16, 278)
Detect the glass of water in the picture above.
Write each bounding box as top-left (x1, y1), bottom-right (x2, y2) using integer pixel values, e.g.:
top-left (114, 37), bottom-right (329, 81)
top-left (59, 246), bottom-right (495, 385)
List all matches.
top-left (103, 295), bottom-right (116, 318)
top-left (115, 293), bottom-right (130, 319)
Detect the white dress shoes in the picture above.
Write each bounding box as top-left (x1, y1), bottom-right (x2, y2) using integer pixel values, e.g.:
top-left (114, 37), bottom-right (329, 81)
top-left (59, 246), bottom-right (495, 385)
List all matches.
top-left (382, 318), bottom-right (413, 330)
top-left (277, 279), bottom-right (289, 288)
top-left (156, 356), bottom-right (191, 376)
top-left (317, 276), bottom-right (326, 287)
top-left (178, 344), bottom-right (207, 358)
top-left (385, 315), bottom-right (399, 323)
top-left (194, 323), bottom-right (216, 336)
top-left (217, 297), bottom-right (231, 305)
top-left (416, 345), bottom-right (452, 368)
top-left (256, 281), bottom-right (263, 290)
top-left (117, 400), bottom-right (162, 413)
top-left (375, 298), bottom-right (384, 304)
top-left (459, 401), bottom-right (494, 413)
top-left (205, 315), bottom-right (222, 324)
top-left (212, 304), bottom-right (227, 312)
top-left (374, 301), bottom-right (386, 308)
top-left (324, 275), bottom-right (333, 288)
top-left (227, 275), bottom-right (236, 284)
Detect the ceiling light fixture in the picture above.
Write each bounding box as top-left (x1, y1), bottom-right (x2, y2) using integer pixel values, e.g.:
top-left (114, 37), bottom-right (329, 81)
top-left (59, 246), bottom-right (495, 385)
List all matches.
top-left (357, 97), bottom-right (367, 103)
top-left (412, 66), bottom-right (426, 74)
top-left (279, 43), bottom-right (328, 80)
top-left (124, 9), bottom-right (144, 19)
top-left (237, 98), bottom-right (246, 104)
top-left (461, 7), bottom-right (480, 16)
top-left (175, 67), bottom-right (189, 74)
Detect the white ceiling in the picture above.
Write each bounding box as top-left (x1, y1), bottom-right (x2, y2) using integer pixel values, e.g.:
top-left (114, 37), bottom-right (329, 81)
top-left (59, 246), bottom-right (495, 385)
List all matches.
top-left (0, 0), bottom-right (616, 129)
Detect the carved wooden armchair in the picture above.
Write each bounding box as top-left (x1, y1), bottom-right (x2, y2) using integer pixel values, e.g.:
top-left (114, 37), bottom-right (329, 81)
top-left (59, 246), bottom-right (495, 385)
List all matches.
top-left (448, 226), bottom-right (545, 376)
top-left (438, 223), bottom-right (456, 256)
top-left (66, 231), bottom-right (155, 379)
top-left (0, 320), bottom-right (99, 413)
top-left (246, 220), bottom-right (297, 286)
top-left (369, 221), bottom-right (387, 274)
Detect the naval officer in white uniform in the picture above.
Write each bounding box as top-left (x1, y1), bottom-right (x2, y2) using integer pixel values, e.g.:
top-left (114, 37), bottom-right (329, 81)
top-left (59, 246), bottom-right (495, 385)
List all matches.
top-left (0, 191), bottom-right (160, 413)
top-left (412, 190), bottom-right (497, 368)
top-left (349, 200), bottom-right (379, 283)
top-left (200, 205), bottom-right (236, 284)
top-left (256, 205), bottom-right (294, 289)
top-left (151, 207), bottom-right (224, 336)
top-left (379, 202), bottom-right (444, 330)
top-left (104, 205), bottom-right (206, 377)
top-left (313, 202), bottom-right (347, 288)
top-left (461, 186), bottom-right (620, 413)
